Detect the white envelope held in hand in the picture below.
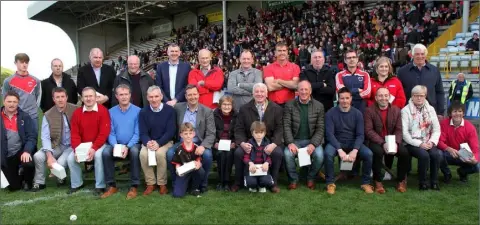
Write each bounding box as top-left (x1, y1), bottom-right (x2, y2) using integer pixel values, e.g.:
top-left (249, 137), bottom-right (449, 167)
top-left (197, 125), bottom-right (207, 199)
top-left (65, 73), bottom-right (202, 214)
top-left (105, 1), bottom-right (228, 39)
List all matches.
top-left (177, 161), bottom-right (197, 176)
top-left (50, 163), bottom-right (67, 180)
top-left (75, 142), bottom-right (92, 163)
top-left (340, 161), bottom-right (354, 171)
top-left (113, 144), bottom-right (125, 158)
top-left (388, 94), bottom-right (395, 103)
top-left (218, 139), bottom-right (231, 151)
top-left (458, 143), bottom-right (473, 161)
top-left (148, 149), bottom-right (157, 166)
top-left (249, 164), bottom-right (268, 176)
top-left (297, 147), bottom-right (311, 167)
top-left (385, 135), bottom-right (398, 154)
top-left (1, 170), bottom-right (9, 189)
top-left (213, 90), bottom-right (225, 103)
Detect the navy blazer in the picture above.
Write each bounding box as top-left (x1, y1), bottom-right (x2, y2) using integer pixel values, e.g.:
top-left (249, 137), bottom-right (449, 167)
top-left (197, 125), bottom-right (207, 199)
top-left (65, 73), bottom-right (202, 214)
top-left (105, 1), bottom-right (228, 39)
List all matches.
top-left (155, 61), bottom-right (191, 103)
top-left (1, 108), bottom-right (37, 167)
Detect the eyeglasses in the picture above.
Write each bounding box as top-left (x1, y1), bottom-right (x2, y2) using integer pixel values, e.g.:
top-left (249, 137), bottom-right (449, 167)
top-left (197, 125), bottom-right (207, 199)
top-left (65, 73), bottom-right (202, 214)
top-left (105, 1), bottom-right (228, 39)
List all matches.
top-left (412, 94), bottom-right (426, 98)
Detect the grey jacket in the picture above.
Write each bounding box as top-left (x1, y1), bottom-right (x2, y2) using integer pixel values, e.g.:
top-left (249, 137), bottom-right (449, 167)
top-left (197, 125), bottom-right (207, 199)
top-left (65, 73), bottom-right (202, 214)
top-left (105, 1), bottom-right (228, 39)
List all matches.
top-left (174, 102), bottom-right (216, 149)
top-left (226, 67), bottom-right (263, 112)
top-left (111, 70), bottom-right (155, 107)
top-left (283, 98), bottom-right (325, 147)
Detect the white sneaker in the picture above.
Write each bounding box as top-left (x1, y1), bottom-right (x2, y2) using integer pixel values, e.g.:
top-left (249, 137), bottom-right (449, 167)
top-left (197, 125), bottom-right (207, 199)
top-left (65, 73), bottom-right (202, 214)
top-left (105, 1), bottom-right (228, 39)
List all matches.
top-left (249, 188), bottom-right (257, 193)
top-left (383, 172), bottom-right (392, 181)
top-left (259, 187), bottom-right (267, 193)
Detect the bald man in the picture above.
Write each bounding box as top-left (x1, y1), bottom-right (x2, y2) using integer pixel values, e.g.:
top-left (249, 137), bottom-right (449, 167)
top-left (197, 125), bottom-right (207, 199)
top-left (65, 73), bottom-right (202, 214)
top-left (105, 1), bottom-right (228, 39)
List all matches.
top-left (40, 58), bottom-right (78, 112)
top-left (112, 55), bottom-right (155, 108)
top-left (77, 48), bottom-right (117, 108)
top-left (187, 49), bottom-right (224, 109)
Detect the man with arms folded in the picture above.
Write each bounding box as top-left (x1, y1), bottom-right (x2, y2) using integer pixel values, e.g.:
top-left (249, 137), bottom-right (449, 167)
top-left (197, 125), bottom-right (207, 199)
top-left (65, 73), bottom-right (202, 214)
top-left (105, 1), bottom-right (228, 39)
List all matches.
top-left (139, 86), bottom-right (176, 196)
top-left (227, 50), bottom-right (263, 112)
top-left (438, 102), bottom-right (479, 184)
top-left (156, 43), bottom-right (191, 107)
top-left (188, 49), bottom-right (224, 109)
top-left (40, 58), bottom-right (78, 113)
top-left (101, 84), bottom-right (141, 199)
top-left (1, 91), bottom-right (37, 191)
top-left (167, 85), bottom-right (215, 193)
top-left (324, 87), bottom-right (374, 194)
top-left (364, 87), bottom-right (410, 193)
top-left (67, 87), bottom-right (111, 195)
top-left (33, 87), bottom-right (78, 192)
top-left (232, 83), bottom-right (284, 193)
top-left (263, 42), bottom-right (300, 107)
top-left (283, 80), bottom-right (325, 190)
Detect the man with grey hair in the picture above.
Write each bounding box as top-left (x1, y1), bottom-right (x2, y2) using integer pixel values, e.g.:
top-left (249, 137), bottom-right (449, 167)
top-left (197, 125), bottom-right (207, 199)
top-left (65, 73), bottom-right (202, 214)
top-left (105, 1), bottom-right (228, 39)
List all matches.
top-left (77, 48), bottom-right (117, 108)
top-left (233, 82), bottom-right (284, 193)
top-left (397, 44), bottom-right (445, 117)
top-left (227, 50), bottom-right (263, 111)
top-left (40, 58), bottom-right (78, 112)
top-left (448, 72), bottom-right (473, 104)
top-left (139, 85), bottom-right (176, 196)
top-left (112, 55), bottom-right (154, 108)
top-left (156, 43), bottom-right (191, 106)
top-left (100, 84), bottom-right (142, 199)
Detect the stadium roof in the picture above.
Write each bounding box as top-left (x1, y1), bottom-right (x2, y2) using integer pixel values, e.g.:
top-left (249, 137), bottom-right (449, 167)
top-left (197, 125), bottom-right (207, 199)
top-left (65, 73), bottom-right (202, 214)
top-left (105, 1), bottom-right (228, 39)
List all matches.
top-left (28, 1), bottom-right (217, 30)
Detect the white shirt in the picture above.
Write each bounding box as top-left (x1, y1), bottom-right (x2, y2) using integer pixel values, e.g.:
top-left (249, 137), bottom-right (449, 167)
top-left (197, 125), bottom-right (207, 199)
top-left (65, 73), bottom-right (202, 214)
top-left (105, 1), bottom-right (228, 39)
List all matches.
top-left (83, 103), bottom-right (99, 112)
top-left (93, 66), bottom-right (101, 86)
top-left (168, 61), bottom-right (178, 100)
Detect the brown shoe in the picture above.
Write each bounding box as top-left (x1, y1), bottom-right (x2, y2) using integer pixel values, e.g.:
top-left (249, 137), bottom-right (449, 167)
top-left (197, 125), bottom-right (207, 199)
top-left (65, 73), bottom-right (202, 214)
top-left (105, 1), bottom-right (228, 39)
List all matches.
top-left (361, 184), bottom-right (374, 194)
top-left (159, 185), bottom-right (168, 195)
top-left (307, 180), bottom-right (315, 190)
top-left (271, 185), bottom-right (280, 193)
top-left (100, 187), bottom-right (118, 199)
top-left (375, 181), bottom-right (385, 194)
top-left (287, 183), bottom-right (297, 190)
top-left (326, 183), bottom-right (336, 195)
top-left (396, 180), bottom-right (407, 193)
top-left (230, 185), bottom-right (240, 192)
top-left (143, 185), bottom-right (155, 196)
top-left (126, 187), bottom-right (138, 200)
top-left (318, 172), bottom-right (326, 180)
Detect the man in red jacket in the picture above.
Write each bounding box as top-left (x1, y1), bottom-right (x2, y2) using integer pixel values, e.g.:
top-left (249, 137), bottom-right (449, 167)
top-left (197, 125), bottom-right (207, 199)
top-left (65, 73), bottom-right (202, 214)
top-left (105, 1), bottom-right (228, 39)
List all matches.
top-left (188, 49), bottom-right (224, 109)
top-left (438, 102), bottom-right (479, 183)
top-left (66, 87), bottom-right (111, 195)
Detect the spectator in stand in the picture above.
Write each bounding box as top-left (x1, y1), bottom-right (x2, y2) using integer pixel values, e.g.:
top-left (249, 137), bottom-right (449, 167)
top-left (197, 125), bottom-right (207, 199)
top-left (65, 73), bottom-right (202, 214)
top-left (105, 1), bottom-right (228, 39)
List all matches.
top-left (76, 48), bottom-right (116, 108)
top-left (335, 50), bottom-right (371, 113)
top-left (264, 42), bottom-right (300, 107)
top-left (227, 50), bottom-right (263, 112)
top-left (466, 32), bottom-right (479, 52)
top-left (112, 55), bottom-right (154, 108)
top-left (298, 44), bottom-right (310, 69)
top-left (438, 102), bottom-right (479, 184)
top-left (367, 56), bottom-right (406, 109)
top-left (40, 58), bottom-right (78, 113)
top-left (188, 49), bottom-right (224, 109)
top-left (448, 72), bottom-right (474, 105)
top-left (401, 85), bottom-right (442, 191)
top-left (398, 44), bottom-right (445, 117)
top-left (300, 50), bottom-right (336, 111)
top-left (429, 20), bottom-right (439, 42)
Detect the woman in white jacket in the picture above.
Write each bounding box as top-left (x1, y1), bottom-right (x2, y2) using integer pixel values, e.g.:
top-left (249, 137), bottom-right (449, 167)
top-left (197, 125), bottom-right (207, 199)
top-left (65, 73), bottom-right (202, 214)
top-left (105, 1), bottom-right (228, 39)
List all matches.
top-left (401, 85), bottom-right (442, 191)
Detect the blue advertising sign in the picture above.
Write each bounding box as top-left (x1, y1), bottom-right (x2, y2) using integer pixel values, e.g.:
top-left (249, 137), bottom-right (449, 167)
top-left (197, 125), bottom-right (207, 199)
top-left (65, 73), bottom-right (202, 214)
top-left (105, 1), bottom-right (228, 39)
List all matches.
top-left (465, 97), bottom-right (480, 119)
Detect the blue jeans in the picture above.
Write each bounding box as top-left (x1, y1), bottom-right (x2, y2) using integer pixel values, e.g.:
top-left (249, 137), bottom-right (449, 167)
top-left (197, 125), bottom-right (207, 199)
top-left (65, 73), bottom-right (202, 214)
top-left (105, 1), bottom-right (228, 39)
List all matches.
top-left (324, 143), bottom-right (373, 184)
top-left (440, 151), bottom-right (480, 175)
top-left (167, 142), bottom-right (213, 189)
top-left (172, 168), bottom-right (205, 198)
top-left (102, 144), bottom-right (141, 187)
top-left (67, 144), bottom-right (106, 189)
top-left (284, 140), bottom-right (324, 183)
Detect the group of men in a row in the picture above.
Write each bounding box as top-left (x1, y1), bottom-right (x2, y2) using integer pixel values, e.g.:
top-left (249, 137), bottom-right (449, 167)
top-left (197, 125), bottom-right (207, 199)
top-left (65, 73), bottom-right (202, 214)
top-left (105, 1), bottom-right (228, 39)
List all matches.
top-left (1, 41), bottom-right (478, 198)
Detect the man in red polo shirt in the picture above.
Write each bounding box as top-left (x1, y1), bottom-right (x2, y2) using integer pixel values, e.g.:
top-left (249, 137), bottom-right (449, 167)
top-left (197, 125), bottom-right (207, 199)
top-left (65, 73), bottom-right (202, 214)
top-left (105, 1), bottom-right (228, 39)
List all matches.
top-left (264, 42), bottom-right (300, 106)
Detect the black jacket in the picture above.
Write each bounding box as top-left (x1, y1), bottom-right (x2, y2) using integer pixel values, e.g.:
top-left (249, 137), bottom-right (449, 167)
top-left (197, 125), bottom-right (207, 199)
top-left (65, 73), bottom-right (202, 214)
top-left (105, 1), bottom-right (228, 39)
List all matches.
top-left (40, 73), bottom-right (78, 112)
top-left (299, 65), bottom-right (336, 111)
top-left (111, 70), bottom-right (155, 107)
top-left (213, 108), bottom-right (237, 143)
top-left (76, 64), bottom-right (116, 108)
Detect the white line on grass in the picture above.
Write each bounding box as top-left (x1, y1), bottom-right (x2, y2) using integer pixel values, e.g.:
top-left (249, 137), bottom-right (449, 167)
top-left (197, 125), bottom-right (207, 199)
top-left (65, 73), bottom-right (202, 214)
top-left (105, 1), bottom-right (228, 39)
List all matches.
top-left (2, 189), bottom-right (92, 207)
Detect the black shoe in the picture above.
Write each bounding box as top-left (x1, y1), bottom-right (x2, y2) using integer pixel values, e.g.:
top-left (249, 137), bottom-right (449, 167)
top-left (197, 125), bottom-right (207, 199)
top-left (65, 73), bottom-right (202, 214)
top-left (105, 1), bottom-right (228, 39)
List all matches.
top-left (215, 183), bottom-right (224, 191)
top-left (200, 187), bottom-right (208, 193)
top-left (457, 168), bottom-right (468, 183)
top-left (430, 183), bottom-right (440, 191)
top-left (67, 184), bottom-right (84, 194)
top-left (191, 189), bottom-right (201, 197)
top-left (23, 182), bottom-right (32, 192)
top-left (443, 173), bottom-right (452, 184)
top-left (56, 178), bottom-right (66, 187)
top-left (223, 184), bottom-right (231, 192)
top-left (94, 188), bottom-right (106, 196)
top-left (419, 184), bottom-right (429, 191)
top-left (31, 183), bottom-right (46, 192)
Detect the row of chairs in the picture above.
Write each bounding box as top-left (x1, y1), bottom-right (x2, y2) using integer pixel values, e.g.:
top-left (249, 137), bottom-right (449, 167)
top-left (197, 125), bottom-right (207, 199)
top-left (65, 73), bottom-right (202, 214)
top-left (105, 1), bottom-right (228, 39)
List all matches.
top-left (430, 54), bottom-right (480, 72)
top-left (446, 22), bottom-right (479, 47)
